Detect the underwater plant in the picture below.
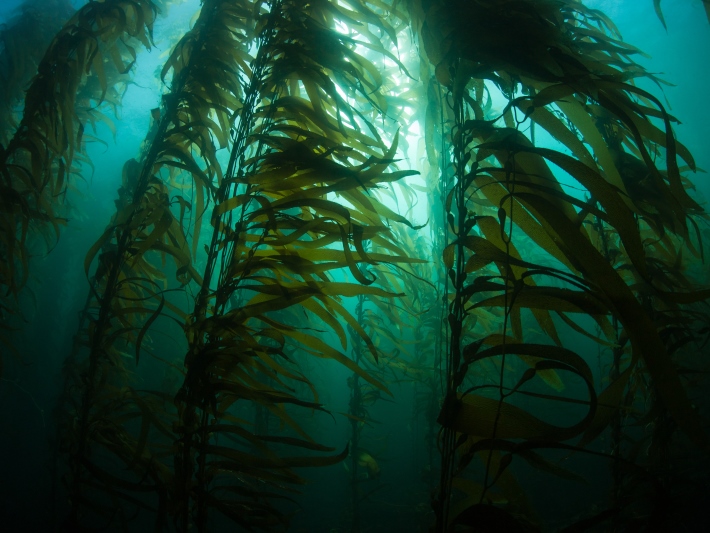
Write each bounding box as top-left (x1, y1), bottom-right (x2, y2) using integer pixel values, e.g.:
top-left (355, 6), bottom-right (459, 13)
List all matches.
top-left (1, 0), bottom-right (709, 531)
top-left (53, 0), bottom-right (422, 530)
top-left (0, 0), bottom-right (159, 340)
top-left (0, 0), bottom-right (75, 144)
top-left (403, 0), bottom-right (710, 529)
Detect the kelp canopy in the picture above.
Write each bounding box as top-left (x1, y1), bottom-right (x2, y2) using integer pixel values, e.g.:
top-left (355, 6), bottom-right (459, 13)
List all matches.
top-left (1, 0), bottom-right (709, 531)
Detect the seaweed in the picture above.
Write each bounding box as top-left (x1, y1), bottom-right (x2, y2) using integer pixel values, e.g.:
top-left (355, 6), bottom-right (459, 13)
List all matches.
top-left (2, 0), bottom-right (709, 531)
top-left (403, 0), bottom-right (710, 529)
top-left (0, 0), bottom-right (75, 144)
top-left (0, 0), bottom-right (158, 337)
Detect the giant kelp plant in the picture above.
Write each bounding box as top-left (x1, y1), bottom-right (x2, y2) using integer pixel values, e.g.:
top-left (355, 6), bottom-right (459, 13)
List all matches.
top-left (1, 0), bottom-right (709, 531)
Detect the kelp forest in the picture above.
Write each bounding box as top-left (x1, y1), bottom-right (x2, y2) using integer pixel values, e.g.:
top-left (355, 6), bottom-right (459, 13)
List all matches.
top-left (1, 0), bottom-right (710, 531)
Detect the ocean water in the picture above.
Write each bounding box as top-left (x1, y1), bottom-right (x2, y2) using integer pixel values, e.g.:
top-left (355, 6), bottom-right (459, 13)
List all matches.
top-left (1, 1), bottom-right (709, 531)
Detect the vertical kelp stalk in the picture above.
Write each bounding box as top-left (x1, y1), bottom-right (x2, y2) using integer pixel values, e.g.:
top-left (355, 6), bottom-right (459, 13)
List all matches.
top-left (65, 17), bottom-right (198, 531)
top-left (434, 59), bottom-right (466, 533)
top-left (438, 82), bottom-right (452, 389)
top-left (424, 73), bottom-right (452, 502)
top-left (348, 293), bottom-right (366, 533)
top-left (400, 3), bottom-right (470, 523)
top-left (174, 4), bottom-right (278, 530)
top-left (62, 0), bottom-right (241, 526)
top-left (189, 0), bottom-right (277, 328)
top-left (479, 149), bottom-right (516, 505)
top-left (171, 0), bottom-right (419, 526)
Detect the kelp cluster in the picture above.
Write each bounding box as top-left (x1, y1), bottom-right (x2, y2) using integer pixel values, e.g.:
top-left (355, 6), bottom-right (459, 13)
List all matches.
top-left (0, 0), bottom-right (75, 144)
top-left (55, 0), bottom-right (424, 530)
top-left (405, 0), bottom-right (710, 530)
top-left (0, 0), bottom-right (159, 341)
top-left (2, 0), bottom-right (709, 531)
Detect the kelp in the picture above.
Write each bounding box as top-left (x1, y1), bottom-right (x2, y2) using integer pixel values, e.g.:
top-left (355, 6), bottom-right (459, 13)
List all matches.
top-left (404, 0), bottom-right (710, 529)
top-left (0, 0), bottom-right (75, 144)
top-left (57, 2), bottom-right (422, 530)
top-left (172, 1), bottom-right (422, 529)
top-left (60, 0), bottom-right (245, 527)
top-left (0, 0), bottom-right (158, 337)
top-left (6, 0), bottom-right (709, 530)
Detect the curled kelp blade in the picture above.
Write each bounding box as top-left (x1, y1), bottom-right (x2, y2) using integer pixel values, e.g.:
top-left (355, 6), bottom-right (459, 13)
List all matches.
top-left (519, 193), bottom-right (709, 452)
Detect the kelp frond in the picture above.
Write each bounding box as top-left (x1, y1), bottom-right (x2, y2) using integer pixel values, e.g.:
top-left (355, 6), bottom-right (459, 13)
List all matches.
top-left (0, 0), bottom-right (158, 328)
top-left (403, 0), bottom-right (710, 529)
top-left (173, 0), bottom-right (420, 530)
top-left (61, 0), bottom-right (244, 527)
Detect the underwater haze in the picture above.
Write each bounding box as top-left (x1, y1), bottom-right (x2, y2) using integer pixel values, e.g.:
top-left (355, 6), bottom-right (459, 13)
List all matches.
top-left (1, 0), bottom-right (710, 531)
